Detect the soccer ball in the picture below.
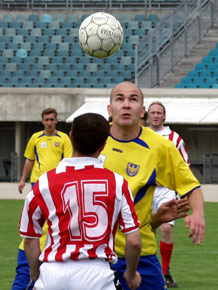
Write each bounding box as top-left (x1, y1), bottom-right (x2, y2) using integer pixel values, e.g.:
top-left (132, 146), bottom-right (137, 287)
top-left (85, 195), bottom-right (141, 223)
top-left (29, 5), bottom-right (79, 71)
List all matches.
top-left (78, 12), bottom-right (124, 59)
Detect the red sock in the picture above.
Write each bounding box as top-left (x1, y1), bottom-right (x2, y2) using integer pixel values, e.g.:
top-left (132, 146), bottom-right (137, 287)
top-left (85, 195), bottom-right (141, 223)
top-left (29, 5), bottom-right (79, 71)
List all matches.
top-left (160, 240), bottom-right (174, 276)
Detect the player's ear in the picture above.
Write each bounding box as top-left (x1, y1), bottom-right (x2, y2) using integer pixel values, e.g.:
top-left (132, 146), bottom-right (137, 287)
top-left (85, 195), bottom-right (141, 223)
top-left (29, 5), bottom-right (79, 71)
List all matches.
top-left (140, 106), bottom-right (146, 119)
top-left (69, 131), bottom-right (72, 142)
top-left (107, 104), bottom-right (112, 118)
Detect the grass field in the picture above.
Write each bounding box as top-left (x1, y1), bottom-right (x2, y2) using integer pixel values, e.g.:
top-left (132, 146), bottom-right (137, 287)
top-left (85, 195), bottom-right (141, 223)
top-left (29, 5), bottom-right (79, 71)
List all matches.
top-left (0, 200), bottom-right (218, 290)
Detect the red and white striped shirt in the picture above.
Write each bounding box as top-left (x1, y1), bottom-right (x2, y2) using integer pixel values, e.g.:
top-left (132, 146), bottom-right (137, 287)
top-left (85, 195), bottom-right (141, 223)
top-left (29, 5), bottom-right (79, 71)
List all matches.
top-left (19, 157), bottom-right (139, 263)
top-left (156, 126), bottom-right (190, 166)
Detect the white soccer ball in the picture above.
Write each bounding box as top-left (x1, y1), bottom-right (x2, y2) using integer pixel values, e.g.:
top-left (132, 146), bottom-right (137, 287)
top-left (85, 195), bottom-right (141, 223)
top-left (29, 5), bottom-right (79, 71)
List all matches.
top-left (79, 12), bottom-right (124, 59)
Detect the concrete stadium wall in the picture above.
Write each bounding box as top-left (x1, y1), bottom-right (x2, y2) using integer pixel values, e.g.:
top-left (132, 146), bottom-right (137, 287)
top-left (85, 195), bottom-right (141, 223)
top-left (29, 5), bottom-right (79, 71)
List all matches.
top-left (0, 87), bottom-right (218, 183)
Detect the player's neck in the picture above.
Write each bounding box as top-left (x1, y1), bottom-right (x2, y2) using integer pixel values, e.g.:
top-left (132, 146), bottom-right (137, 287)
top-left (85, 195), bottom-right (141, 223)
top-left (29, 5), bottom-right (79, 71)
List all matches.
top-left (44, 129), bottom-right (57, 136)
top-left (150, 124), bottom-right (164, 132)
top-left (110, 123), bottom-right (141, 141)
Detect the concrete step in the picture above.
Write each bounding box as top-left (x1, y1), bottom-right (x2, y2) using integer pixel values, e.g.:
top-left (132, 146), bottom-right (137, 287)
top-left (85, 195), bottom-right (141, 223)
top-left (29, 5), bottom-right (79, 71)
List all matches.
top-left (159, 24), bottom-right (218, 88)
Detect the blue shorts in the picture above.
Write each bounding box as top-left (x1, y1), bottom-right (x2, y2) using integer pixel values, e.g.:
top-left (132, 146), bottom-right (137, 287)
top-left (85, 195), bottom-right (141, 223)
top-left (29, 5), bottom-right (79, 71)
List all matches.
top-left (111, 255), bottom-right (167, 290)
top-left (11, 249), bottom-right (34, 290)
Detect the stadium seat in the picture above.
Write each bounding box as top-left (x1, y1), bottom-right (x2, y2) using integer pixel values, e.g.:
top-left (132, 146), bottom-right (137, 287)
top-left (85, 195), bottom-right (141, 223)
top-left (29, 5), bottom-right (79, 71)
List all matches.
top-left (17, 28), bottom-right (29, 36)
top-left (12, 35), bottom-right (24, 44)
top-left (28, 14), bottom-right (40, 22)
top-left (16, 49), bottom-right (28, 58)
top-left (67, 14), bottom-right (79, 23)
top-left (31, 28), bottom-right (42, 37)
top-left (10, 21), bottom-right (22, 29)
top-left (41, 14), bottom-right (52, 23)
top-left (3, 14), bottom-right (13, 22)
top-left (120, 14), bottom-right (132, 22)
top-left (134, 14), bottom-right (146, 22)
top-left (147, 14), bottom-right (159, 27)
top-left (54, 14), bottom-right (66, 22)
top-left (3, 49), bottom-right (14, 58)
top-left (7, 43), bottom-right (19, 50)
top-left (48, 21), bottom-right (61, 30)
top-left (15, 14), bottom-right (26, 22)
top-left (22, 21), bottom-right (34, 30)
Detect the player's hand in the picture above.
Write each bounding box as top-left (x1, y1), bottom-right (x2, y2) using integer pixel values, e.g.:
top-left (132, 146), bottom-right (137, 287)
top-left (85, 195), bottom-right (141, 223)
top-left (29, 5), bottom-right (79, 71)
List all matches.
top-left (150, 197), bottom-right (190, 229)
top-left (18, 181), bottom-right (25, 194)
top-left (184, 214), bottom-right (205, 245)
top-left (124, 271), bottom-right (141, 290)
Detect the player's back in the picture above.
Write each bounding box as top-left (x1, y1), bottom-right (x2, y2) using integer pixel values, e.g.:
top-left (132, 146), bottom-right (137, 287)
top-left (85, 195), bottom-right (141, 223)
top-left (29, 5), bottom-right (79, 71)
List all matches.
top-left (33, 157), bottom-right (137, 263)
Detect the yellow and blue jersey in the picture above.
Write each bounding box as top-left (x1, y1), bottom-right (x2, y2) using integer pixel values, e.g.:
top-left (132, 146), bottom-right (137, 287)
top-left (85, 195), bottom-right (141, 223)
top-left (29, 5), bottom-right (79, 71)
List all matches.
top-left (24, 130), bottom-right (72, 183)
top-left (100, 126), bottom-right (200, 256)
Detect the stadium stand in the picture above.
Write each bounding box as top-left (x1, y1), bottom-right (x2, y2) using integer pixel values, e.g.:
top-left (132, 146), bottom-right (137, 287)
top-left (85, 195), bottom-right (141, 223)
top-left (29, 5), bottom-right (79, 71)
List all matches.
top-left (175, 44), bottom-right (218, 88)
top-left (0, 11), bottom-right (159, 88)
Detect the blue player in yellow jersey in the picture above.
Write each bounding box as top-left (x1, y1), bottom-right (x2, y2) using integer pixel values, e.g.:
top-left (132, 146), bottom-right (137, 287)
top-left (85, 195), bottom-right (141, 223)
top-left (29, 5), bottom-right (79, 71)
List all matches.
top-left (12, 108), bottom-right (72, 290)
top-left (100, 82), bottom-right (205, 290)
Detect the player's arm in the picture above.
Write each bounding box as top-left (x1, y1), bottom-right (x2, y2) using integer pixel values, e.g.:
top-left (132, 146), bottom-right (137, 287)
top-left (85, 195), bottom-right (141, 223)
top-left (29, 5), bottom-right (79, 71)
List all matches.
top-left (124, 230), bottom-right (142, 290)
top-left (24, 238), bottom-right (41, 282)
top-left (150, 197), bottom-right (190, 229)
top-left (18, 159), bottom-right (34, 193)
top-left (185, 187), bottom-right (205, 245)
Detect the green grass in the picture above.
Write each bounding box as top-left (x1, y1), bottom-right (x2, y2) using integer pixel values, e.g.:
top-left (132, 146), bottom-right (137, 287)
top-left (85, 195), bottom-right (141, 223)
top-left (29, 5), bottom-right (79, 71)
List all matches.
top-left (0, 200), bottom-right (24, 289)
top-left (156, 202), bottom-right (218, 290)
top-left (0, 200), bottom-right (218, 290)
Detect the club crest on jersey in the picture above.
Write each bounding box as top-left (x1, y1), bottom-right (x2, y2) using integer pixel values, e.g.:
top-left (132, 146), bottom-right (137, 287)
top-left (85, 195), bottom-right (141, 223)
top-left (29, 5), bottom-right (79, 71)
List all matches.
top-left (55, 142), bottom-right (60, 147)
top-left (126, 163), bottom-right (139, 177)
top-left (41, 142), bottom-right (47, 148)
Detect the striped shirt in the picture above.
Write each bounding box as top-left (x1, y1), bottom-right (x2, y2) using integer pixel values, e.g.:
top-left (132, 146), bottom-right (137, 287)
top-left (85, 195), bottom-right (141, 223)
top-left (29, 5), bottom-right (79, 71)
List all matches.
top-left (19, 157), bottom-right (139, 263)
top-left (156, 126), bottom-right (190, 166)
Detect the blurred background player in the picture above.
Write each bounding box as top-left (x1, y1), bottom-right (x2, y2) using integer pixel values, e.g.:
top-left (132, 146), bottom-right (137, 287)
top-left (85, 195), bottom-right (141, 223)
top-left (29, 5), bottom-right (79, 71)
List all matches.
top-left (12, 108), bottom-right (72, 290)
top-left (148, 101), bottom-right (191, 288)
top-left (19, 113), bottom-right (142, 290)
top-left (100, 81), bottom-right (205, 290)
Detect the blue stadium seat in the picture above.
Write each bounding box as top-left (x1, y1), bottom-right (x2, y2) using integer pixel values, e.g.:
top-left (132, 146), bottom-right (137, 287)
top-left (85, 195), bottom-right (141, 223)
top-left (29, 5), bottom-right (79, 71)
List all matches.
top-left (147, 14), bottom-right (159, 27)
top-left (10, 21), bottom-right (22, 29)
top-left (48, 21), bottom-right (61, 30)
top-left (15, 14), bottom-right (26, 22)
top-left (41, 14), bottom-right (52, 23)
top-left (22, 21), bottom-right (34, 30)
top-left (0, 22), bottom-right (8, 29)
top-left (134, 14), bottom-right (146, 22)
top-left (54, 14), bottom-right (65, 22)
top-left (28, 14), bottom-right (40, 22)
top-left (67, 14), bottom-right (79, 23)
top-left (3, 14), bottom-right (13, 22)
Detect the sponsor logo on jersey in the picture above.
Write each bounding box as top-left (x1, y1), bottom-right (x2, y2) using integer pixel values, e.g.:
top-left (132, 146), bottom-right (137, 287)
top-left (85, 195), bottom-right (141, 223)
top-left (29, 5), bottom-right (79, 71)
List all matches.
top-left (112, 148), bottom-right (123, 153)
top-left (126, 163), bottom-right (139, 177)
top-left (41, 142), bottom-right (47, 148)
top-left (55, 142), bottom-right (60, 147)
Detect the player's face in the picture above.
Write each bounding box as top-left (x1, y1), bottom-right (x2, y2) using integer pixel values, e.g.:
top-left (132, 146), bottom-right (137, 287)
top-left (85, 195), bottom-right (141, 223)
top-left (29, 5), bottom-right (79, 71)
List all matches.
top-left (108, 82), bottom-right (145, 127)
top-left (42, 113), bottom-right (58, 134)
top-left (148, 104), bottom-right (165, 129)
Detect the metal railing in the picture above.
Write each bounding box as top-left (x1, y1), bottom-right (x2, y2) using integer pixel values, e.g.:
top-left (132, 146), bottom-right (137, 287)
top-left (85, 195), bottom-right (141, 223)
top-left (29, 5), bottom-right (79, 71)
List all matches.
top-left (135, 0), bottom-right (214, 87)
top-left (0, 0), bottom-right (181, 11)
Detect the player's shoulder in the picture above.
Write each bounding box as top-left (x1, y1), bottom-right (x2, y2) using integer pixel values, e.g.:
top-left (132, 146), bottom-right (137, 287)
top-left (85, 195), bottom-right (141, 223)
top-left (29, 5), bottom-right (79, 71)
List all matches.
top-left (56, 130), bottom-right (69, 139)
top-left (141, 127), bottom-right (171, 144)
top-left (30, 130), bottom-right (45, 140)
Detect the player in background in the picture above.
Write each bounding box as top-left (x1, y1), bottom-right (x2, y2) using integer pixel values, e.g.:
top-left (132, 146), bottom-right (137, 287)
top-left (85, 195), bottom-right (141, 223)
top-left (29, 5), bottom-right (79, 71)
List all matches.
top-left (12, 108), bottom-right (72, 290)
top-left (148, 101), bottom-right (190, 288)
top-left (100, 81), bottom-right (205, 290)
top-left (19, 113), bottom-right (142, 290)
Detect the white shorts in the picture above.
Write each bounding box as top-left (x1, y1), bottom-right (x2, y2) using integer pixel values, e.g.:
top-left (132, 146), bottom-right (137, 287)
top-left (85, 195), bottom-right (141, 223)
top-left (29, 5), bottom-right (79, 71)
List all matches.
top-left (152, 186), bottom-right (177, 226)
top-left (35, 259), bottom-right (119, 290)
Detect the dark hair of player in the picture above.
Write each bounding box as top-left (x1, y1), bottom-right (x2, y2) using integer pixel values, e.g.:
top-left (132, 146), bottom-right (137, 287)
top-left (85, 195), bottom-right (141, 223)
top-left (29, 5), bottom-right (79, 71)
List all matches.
top-left (71, 113), bottom-right (110, 155)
